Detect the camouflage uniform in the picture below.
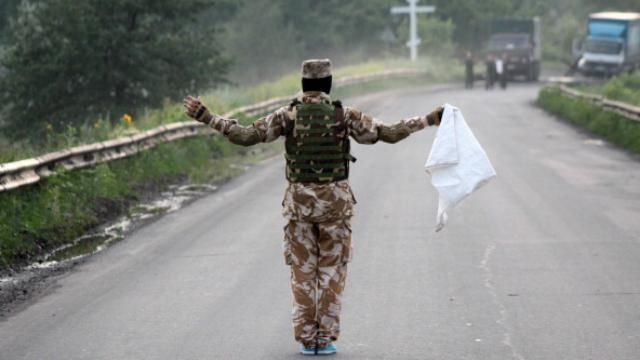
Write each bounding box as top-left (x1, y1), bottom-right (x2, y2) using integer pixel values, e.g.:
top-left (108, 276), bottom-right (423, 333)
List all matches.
top-left (206, 91), bottom-right (439, 347)
top-left (199, 60), bottom-right (441, 349)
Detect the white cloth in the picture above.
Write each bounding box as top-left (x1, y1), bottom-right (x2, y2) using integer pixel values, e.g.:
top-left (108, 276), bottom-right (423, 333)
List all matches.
top-left (425, 104), bottom-right (496, 232)
top-left (495, 59), bottom-right (504, 74)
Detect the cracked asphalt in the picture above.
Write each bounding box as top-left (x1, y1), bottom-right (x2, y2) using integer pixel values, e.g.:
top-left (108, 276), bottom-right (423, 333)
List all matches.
top-left (1, 84), bottom-right (640, 360)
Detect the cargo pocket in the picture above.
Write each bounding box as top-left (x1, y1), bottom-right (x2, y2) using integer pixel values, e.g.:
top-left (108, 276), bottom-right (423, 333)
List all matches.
top-left (283, 223), bottom-right (293, 266)
top-left (341, 219), bottom-right (353, 265)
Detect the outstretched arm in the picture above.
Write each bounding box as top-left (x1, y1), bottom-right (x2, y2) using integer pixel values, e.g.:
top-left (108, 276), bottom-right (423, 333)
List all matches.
top-left (347, 106), bottom-right (443, 144)
top-left (183, 95), bottom-right (288, 146)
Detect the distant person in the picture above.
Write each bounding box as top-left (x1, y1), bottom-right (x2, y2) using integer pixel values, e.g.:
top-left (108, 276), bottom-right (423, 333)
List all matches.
top-left (566, 55), bottom-right (582, 76)
top-left (184, 59), bottom-right (444, 356)
top-left (485, 54), bottom-right (496, 90)
top-left (496, 54), bottom-right (507, 90)
top-left (465, 51), bottom-right (474, 89)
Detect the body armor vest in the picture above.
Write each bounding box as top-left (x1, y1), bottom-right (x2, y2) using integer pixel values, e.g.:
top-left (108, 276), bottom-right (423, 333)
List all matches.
top-left (285, 100), bottom-right (354, 183)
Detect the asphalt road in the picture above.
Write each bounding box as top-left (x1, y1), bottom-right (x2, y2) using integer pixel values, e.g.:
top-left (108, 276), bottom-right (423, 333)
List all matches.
top-left (1, 83), bottom-right (640, 360)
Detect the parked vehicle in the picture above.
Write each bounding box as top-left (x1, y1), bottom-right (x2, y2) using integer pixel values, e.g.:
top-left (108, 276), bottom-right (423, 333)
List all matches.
top-left (578, 12), bottom-right (640, 76)
top-left (486, 17), bottom-right (541, 81)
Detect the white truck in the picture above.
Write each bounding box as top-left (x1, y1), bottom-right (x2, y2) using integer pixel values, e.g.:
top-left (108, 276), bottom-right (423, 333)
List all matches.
top-left (578, 12), bottom-right (640, 76)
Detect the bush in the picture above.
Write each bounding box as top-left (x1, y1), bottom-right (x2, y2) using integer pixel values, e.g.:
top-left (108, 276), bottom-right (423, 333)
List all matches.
top-left (601, 73), bottom-right (640, 107)
top-left (538, 87), bottom-right (640, 154)
top-left (0, 163), bottom-right (128, 268)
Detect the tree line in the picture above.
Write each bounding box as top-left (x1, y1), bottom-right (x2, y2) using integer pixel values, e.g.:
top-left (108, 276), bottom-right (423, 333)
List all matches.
top-left (0, 0), bottom-right (636, 141)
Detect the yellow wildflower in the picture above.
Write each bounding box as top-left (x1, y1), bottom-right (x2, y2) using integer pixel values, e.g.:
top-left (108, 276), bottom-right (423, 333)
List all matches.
top-left (122, 113), bottom-right (133, 126)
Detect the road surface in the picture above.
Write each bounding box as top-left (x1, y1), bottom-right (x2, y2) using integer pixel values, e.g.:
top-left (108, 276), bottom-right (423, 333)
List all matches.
top-left (1, 84), bottom-right (640, 360)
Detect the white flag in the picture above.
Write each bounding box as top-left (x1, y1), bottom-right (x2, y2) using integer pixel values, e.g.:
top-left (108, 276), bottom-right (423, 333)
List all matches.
top-left (425, 104), bottom-right (496, 232)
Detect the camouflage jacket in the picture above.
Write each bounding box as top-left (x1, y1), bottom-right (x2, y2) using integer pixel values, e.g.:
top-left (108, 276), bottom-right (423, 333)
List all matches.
top-left (207, 91), bottom-right (440, 222)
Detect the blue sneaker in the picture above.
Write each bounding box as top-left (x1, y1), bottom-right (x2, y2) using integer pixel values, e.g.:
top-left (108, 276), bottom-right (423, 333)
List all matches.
top-left (316, 342), bottom-right (337, 355)
top-left (299, 344), bottom-right (316, 356)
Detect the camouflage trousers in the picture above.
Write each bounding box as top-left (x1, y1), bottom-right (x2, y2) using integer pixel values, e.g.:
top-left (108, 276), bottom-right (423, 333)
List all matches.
top-left (283, 218), bottom-right (352, 348)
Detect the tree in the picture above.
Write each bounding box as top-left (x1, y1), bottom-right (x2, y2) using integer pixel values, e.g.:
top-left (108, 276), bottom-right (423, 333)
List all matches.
top-left (431, 0), bottom-right (515, 50)
top-left (277, 0), bottom-right (392, 59)
top-left (0, 0), bottom-right (230, 138)
top-left (223, 0), bottom-right (301, 83)
top-left (396, 17), bottom-right (456, 59)
top-left (0, 0), bottom-right (21, 42)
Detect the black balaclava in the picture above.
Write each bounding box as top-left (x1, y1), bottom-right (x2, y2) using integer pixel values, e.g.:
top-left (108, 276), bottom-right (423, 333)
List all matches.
top-left (302, 76), bottom-right (332, 94)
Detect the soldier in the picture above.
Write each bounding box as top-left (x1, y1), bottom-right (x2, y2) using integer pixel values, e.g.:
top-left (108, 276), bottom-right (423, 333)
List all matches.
top-left (183, 59), bottom-right (443, 356)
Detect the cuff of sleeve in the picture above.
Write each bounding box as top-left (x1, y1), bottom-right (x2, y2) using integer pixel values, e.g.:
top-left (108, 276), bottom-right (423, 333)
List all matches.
top-left (207, 114), bottom-right (219, 128)
top-left (209, 114), bottom-right (236, 133)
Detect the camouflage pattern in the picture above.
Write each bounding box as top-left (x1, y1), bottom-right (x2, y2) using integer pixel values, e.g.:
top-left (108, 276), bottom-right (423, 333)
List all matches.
top-left (282, 179), bottom-right (356, 222)
top-left (285, 102), bottom-right (350, 183)
top-left (207, 91), bottom-right (437, 148)
top-left (302, 59), bottom-right (332, 79)
top-left (284, 218), bottom-right (351, 348)
top-left (206, 90), bottom-right (440, 347)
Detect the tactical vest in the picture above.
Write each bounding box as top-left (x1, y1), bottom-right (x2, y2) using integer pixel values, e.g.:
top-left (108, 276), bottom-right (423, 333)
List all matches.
top-left (285, 100), bottom-right (355, 183)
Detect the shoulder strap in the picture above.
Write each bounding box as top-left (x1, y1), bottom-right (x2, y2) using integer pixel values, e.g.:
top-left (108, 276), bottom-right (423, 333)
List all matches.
top-left (284, 99), bottom-right (300, 137)
top-left (290, 98), bottom-right (301, 107)
top-left (332, 100), bottom-right (345, 129)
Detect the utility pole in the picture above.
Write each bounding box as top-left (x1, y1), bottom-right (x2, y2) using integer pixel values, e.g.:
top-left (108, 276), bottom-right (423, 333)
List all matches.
top-left (391, 0), bottom-right (435, 61)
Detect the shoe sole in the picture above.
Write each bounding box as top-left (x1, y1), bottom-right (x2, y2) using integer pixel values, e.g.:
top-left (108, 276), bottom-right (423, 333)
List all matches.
top-left (316, 348), bottom-right (337, 355)
top-left (316, 351), bottom-right (337, 355)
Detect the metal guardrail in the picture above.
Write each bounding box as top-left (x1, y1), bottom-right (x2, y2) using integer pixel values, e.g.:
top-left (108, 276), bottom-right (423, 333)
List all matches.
top-left (552, 84), bottom-right (640, 122)
top-left (0, 69), bottom-right (423, 193)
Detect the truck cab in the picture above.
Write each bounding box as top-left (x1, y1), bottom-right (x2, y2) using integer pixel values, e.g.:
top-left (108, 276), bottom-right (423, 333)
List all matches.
top-left (486, 18), bottom-right (541, 81)
top-left (578, 12), bottom-right (640, 76)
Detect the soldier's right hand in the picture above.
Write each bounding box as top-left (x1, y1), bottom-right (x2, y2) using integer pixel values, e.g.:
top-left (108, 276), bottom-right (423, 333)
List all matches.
top-left (426, 106), bottom-right (444, 126)
top-left (183, 95), bottom-right (212, 123)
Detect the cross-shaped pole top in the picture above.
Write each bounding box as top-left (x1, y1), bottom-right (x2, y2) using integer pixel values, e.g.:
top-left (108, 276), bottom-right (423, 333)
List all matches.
top-left (391, 0), bottom-right (436, 61)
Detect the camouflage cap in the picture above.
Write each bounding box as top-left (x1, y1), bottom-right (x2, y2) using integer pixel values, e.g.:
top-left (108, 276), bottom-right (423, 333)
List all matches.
top-left (301, 59), bottom-right (332, 79)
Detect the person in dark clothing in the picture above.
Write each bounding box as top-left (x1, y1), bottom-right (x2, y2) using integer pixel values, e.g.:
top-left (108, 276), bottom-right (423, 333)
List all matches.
top-left (464, 51), bottom-right (474, 89)
top-left (485, 54), bottom-right (496, 90)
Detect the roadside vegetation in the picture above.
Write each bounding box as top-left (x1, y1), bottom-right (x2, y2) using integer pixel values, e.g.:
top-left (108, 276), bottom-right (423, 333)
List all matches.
top-left (537, 86), bottom-right (640, 154)
top-left (577, 72), bottom-right (640, 107)
top-left (0, 134), bottom-right (276, 271)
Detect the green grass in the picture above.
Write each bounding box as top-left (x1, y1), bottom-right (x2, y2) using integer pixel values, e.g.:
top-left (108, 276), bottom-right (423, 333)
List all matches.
top-left (0, 135), bottom-right (279, 270)
top-left (577, 72), bottom-right (640, 107)
top-left (538, 87), bottom-right (640, 154)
